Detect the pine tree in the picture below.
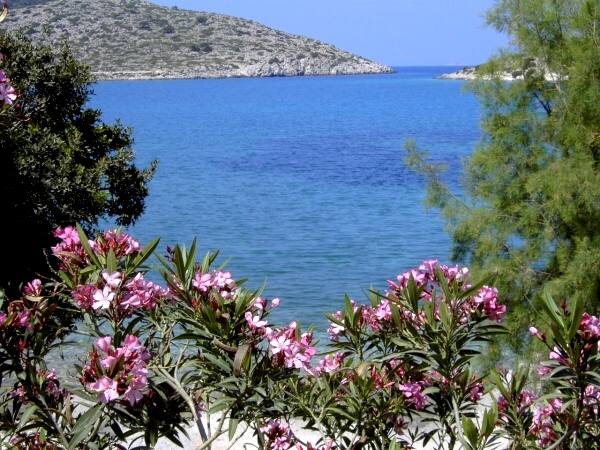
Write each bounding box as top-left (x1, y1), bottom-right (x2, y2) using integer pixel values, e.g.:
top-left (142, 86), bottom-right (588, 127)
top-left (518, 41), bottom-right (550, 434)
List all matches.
top-left (408, 0), bottom-right (600, 349)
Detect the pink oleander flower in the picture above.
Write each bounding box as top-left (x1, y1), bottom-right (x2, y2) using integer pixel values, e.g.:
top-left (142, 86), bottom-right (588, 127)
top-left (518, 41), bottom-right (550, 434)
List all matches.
top-left (102, 270), bottom-right (122, 288)
top-left (51, 226), bottom-right (88, 264)
top-left (71, 284), bottom-right (96, 310)
top-left (260, 419), bottom-right (296, 450)
top-left (497, 395), bottom-right (508, 412)
top-left (90, 229), bottom-right (140, 257)
top-left (252, 297), bottom-right (268, 310)
top-left (269, 332), bottom-right (292, 355)
top-left (121, 273), bottom-right (168, 310)
top-left (192, 270), bottom-right (237, 299)
top-left (442, 264), bottom-right (469, 283)
top-left (123, 375), bottom-right (148, 405)
top-left (92, 286), bottom-right (115, 310)
top-left (584, 385), bottom-right (600, 408)
top-left (374, 299), bottom-right (392, 322)
top-left (398, 381), bottom-right (428, 410)
top-left (269, 322), bottom-right (316, 372)
top-left (580, 312), bottom-right (600, 341)
top-left (271, 298), bottom-right (280, 308)
top-left (418, 259), bottom-right (439, 274)
top-left (16, 310), bottom-right (31, 329)
top-left (245, 311), bottom-right (269, 334)
top-left (193, 272), bottom-right (212, 292)
top-left (0, 311), bottom-right (7, 325)
top-left (530, 399), bottom-right (562, 447)
top-left (82, 335), bottom-right (151, 406)
top-left (473, 286), bottom-right (506, 322)
top-left (537, 364), bottom-right (552, 376)
top-left (0, 71), bottom-right (16, 105)
top-left (469, 382), bottom-right (484, 402)
top-left (327, 310), bottom-right (345, 340)
top-left (529, 326), bottom-right (543, 340)
top-left (548, 346), bottom-right (568, 365)
top-left (518, 390), bottom-right (537, 410)
top-left (23, 279), bottom-right (42, 297)
top-left (388, 268), bottom-right (428, 291)
top-left (313, 352), bottom-right (344, 376)
top-left (89, 376), bottom-right (119, 403)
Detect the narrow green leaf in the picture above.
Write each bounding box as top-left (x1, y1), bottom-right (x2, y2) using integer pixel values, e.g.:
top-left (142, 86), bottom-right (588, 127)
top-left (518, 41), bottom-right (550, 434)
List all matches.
top-left (68, 404), bottom-right (103, 449)
top-left (228, 418), bottom-right (239, 440)
top-left (76, 224), bottom-right (101, 266)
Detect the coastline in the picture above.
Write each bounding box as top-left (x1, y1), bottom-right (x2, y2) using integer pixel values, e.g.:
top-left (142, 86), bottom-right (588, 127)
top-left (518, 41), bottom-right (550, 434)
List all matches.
top-left (436, 65), bottom-right (562, 82)
top-left (92, 66), bottom-right (396, 81)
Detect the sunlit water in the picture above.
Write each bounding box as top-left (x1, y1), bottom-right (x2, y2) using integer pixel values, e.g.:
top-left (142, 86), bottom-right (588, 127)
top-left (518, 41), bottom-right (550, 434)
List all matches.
top-left (91, 67), bottom-right (481, 335)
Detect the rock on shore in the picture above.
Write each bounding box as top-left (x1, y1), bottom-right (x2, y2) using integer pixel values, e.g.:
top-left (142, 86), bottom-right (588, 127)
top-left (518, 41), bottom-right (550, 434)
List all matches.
top-left (7, 0), bottom-right (393, 80)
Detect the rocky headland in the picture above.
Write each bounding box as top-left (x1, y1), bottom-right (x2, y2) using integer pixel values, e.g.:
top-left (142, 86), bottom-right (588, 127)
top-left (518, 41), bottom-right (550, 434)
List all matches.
top-left (5, 0), bottom-right (394, 80)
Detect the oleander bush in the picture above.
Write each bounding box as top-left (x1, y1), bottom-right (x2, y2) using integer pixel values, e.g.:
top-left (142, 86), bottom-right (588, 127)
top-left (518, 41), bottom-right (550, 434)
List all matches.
top-left (0, 224), bottom-right (598, 449)
top-left (3, 3), bottom-right (600, 448)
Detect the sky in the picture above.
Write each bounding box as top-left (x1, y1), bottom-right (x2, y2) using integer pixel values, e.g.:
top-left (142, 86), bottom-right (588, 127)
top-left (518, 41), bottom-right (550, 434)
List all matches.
top-left (152, 0), bottom-right (509, 66)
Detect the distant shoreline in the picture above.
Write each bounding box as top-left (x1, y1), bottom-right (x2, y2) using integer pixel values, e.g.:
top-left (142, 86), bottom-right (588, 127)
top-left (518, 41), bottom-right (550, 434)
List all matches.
top-left (91, 66), bottom-right (481, 82)
top-left (91, 67), bottom-right (396, 82)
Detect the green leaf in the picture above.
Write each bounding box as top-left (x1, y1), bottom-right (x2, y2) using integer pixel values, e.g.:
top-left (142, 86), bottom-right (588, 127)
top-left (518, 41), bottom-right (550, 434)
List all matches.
top-left (68, 404), bottom-right (103, 449)
top-left (133, 237), bottom-right (160, 268)
top-left (76, 224), bottom-right (101, 267)
top-left (209, 396), bottom-right (235, 414)
top-left (481, 406), bottom-right (497, 437)
top-left (233, 344), bottom-right (251, 376)
top-left (461, 417), bottom-right (478, 448)
top-left (17, 404), bottom-right (38, 431)
top-left (568, 296), bottom-right (585, 341)
top-left (541, 288), bottom-right (564, 330)
top-left (228, 417), bottom-right (239, 440)
top-left (106, 248), bottom-right (117, 272)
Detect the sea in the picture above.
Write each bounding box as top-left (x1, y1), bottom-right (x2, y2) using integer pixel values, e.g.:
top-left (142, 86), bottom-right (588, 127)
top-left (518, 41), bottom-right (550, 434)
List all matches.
top-left (91, 66), bottom-right (482, 336)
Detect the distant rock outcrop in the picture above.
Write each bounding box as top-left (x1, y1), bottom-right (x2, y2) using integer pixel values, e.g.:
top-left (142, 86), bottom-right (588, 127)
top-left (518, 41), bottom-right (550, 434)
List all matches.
top-left (5, 0), bottom-right (394, 80)
top-left (437, 61), bottom-right (562, 82)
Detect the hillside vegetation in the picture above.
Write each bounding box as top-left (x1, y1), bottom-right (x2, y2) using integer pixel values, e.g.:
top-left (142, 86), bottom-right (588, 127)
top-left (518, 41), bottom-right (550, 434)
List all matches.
top-left (5, 0), bottom-right (393, 79)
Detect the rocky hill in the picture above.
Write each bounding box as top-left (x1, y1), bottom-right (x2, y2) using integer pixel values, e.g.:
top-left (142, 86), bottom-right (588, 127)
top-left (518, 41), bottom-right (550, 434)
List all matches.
top-left (4, 0), bottom-right (393, 80)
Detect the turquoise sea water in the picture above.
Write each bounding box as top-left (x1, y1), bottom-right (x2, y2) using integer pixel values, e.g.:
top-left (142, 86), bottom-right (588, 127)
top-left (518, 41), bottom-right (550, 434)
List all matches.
top-left (91, 67), bottom-right (481, 333)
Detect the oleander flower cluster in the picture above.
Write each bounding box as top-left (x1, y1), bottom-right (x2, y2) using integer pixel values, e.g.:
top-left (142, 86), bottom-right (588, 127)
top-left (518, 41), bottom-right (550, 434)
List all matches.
top-left (327, 260), bottom-right (506, 342)
top-left (11, 368), bottom-right (67, 407)
top-left (81, 335), bottom-right (151, 406)
top-left (244, 296), bottom-right (280, 337)
top-left (268, 321), bottom-right (316, 372)
top-left (0, 280), bottom-right (48, 352)
top-left (52, 226), bottom-right (169, 320)
top-left (0, 67), bottom-right (16, 106)
top-left (71, 270), bottom-right (168, 317)
top-left (192, 269), bottom-right (238, 300)
top-left (387, 259), bottom-right (506, 323)
top-left (260, 419), bottom-right (335, 450)
top-left (52, 226), bottom-right (141, 268)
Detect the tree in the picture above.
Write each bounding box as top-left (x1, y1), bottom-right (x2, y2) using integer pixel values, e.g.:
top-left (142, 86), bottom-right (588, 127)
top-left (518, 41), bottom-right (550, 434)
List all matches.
top-left (407, 0), bottom-right (600, 349)
top-left (0, 31), bottom-right (155, 293)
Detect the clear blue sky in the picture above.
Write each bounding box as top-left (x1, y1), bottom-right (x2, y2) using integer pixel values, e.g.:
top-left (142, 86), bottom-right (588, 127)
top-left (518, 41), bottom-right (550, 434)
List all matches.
top-left (152, 0), bottom-right (508, 66)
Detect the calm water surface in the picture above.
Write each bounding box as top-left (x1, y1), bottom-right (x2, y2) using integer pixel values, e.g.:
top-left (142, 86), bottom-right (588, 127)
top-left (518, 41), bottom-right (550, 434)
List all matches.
top-left (91, 67), bottom-right (481, 333)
